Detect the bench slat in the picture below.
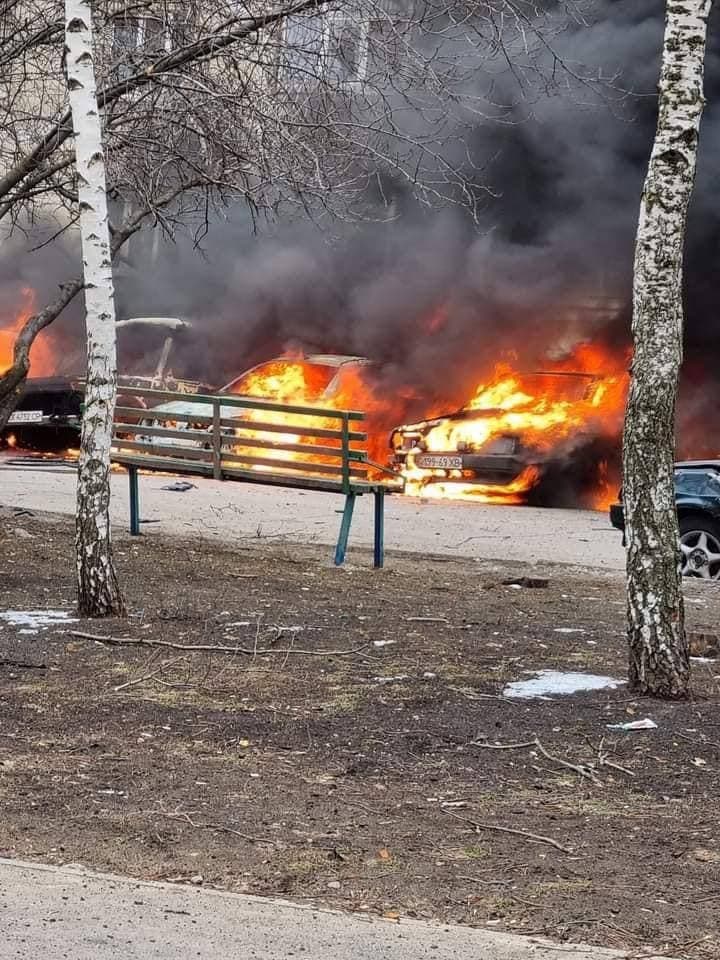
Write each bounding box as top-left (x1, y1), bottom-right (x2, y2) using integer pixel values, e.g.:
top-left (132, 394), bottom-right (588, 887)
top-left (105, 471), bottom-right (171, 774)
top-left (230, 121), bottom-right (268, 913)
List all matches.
top-left (219, 417), bottom-right (366, 442)
top-left (220, 466), bottom-right (371, 493)
top-left (114, 423), bottom-right (212, 443)
top-left (219, 450), bottom-right (367, 478)
top-left (220, 436), bottom-right (364, 460)
top-left (112, 440), bottom-right (213, 462)
top-left (112, 453), bottom-right (215, 476)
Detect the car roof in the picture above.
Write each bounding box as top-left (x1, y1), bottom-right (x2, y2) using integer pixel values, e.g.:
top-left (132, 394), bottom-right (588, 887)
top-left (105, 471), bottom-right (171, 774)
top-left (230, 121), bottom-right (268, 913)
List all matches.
top-left (675, 460), bottom-right (720, 470)
top-left (303, 355), bottom-right (371, 367)
top-left (531, 370), bottom-right (599, 379)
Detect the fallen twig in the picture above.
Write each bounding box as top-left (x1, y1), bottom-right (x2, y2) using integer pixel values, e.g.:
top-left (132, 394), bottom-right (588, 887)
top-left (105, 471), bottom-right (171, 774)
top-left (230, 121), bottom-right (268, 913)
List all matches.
top-left (444, 809), bottom-right (572, 854)
top-left (533, 739), bottom-right (602, 786)
top-left (473, 736), bottom-right (629, 785)
top-left (71, 631), bottom-right (368, 658)
top-left (472, 739), bottom-right (537, 750)
top-left (162, 811), bottom-right (277, 846)
top-left (447, 685), bottom-right (517, 705)
top-left (113, 655), bottom-right (187, 692)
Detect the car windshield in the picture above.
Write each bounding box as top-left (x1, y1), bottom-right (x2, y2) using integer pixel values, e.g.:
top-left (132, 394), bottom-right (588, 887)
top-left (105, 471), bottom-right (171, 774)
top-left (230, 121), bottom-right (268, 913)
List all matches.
top-left (462, 373), bottom-right (597, 413)
top-left (221, 361), bottom-right (338, 403)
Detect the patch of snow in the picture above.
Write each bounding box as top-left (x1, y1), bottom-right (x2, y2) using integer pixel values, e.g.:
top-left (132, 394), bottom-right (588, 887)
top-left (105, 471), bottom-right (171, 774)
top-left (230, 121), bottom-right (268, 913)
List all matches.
top-left (503, 670), bottom-right (625, 700)
top-left (0, 609), bottom-right (78, 631)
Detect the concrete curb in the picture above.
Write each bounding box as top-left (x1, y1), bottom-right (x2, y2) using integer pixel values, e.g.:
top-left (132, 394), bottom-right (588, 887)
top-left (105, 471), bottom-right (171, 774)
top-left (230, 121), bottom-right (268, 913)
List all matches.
top-left (0, 857), bottom-right (662, 960)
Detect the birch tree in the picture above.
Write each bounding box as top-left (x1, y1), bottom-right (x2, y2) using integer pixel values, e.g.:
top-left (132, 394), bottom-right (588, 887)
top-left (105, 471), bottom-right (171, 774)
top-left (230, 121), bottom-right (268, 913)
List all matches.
top-left (64, 0), bottom-right (123, 616)
top-left (623, 0), bottom-right (713, 699)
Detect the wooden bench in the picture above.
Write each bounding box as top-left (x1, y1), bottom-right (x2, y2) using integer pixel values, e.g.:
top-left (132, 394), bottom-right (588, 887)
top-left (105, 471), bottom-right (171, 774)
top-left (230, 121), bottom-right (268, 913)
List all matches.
top-left (110, 386), bottom-right (404, 567)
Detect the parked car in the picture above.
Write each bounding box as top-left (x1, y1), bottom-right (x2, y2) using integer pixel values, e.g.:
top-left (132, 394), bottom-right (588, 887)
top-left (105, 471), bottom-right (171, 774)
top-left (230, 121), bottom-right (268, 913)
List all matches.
top-left (610, 461), bottom-right (720, 580)
top-left (389, 371), bottom-right (606, 503)
top-left (2, 318), bottom-right (211, 449)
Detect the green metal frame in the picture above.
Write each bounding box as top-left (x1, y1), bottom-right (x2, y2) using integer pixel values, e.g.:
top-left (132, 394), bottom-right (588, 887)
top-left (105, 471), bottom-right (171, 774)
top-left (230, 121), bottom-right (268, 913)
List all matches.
top-left (129, 466), bottom-right (140, 535)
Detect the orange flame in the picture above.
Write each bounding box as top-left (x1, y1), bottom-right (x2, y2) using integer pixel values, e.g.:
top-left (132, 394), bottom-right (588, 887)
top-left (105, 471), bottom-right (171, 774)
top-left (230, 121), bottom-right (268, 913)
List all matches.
top-left (394, 341), bottom-right (629, 505)
top-left (0, 289), bottom-right (55, 377)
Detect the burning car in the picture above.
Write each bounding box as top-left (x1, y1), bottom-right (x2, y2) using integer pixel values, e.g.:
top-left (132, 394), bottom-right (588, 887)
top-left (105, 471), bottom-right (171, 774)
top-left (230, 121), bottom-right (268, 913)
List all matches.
top-left (390, 367), bottom-right (624, 505)
top-left (138, 354), bottom-right (374, 442)
top-left (2, 317), bottom-right (210, 450)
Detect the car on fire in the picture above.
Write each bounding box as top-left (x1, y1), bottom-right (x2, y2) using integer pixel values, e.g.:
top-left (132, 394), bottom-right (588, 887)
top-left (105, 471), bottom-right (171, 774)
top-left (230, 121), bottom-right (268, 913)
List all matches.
top-left (389, 371), bottom-right (608, 503)
top-left (137, 354), bottom-right (373, 440)
top-left (2, 318), bottom-right (211, 449)
top-left (610, 462), bottom-right (720, 580)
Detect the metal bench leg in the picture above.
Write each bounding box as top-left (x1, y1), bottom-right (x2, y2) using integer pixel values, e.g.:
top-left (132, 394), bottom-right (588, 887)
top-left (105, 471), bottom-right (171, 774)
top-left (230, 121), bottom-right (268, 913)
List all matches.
top-left (373, 489), bottom-right (385, 569)
top-left (129, 466), bottom-right (141, 536)
top-left (334, 493), bottom-right (356, 566)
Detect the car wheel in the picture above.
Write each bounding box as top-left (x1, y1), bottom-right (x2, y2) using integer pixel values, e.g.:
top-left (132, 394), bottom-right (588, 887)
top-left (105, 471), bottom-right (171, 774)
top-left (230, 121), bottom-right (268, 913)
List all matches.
top-left (679, 516), bottom-right (720, 580)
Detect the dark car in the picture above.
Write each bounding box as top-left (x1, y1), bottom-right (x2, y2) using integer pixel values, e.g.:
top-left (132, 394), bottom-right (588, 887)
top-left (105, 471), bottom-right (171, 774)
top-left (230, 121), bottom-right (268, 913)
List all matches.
top-left (3, 318), bottom-right (211, 450)
top-left (610, 461), bottom-right (720, 580)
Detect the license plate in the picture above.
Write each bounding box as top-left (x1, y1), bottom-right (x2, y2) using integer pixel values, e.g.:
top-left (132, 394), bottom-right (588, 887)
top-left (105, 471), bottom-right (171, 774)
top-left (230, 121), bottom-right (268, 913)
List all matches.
top-left (415, 454), bottom-right (463, 470)
top-left (8, 410), bottom-right (44, 424)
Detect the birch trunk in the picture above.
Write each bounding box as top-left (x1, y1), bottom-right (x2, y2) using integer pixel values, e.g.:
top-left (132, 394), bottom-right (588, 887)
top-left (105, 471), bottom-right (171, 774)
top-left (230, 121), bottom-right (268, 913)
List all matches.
top-left (623, 0), bottom-right (712, 698)
top-left (64, 0), bottom-right (124, 616)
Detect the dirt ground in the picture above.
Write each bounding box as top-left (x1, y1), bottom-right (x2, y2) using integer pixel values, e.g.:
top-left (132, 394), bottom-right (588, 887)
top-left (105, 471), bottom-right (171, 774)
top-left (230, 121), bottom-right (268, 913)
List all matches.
top-left (1, 506), bottom-right (720, 960)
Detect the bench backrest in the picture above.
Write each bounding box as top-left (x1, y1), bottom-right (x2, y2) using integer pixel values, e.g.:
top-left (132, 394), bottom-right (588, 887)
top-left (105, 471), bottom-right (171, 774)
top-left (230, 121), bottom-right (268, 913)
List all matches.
top-left (111, 386), bottom-right (401, 493)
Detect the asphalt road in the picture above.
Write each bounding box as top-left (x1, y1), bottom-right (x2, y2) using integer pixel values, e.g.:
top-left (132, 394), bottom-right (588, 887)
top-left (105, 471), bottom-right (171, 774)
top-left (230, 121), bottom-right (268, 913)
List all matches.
top-left (0, 859), bottom-right (639, 960)
top-left (0, 459), bottom-right (624, 571)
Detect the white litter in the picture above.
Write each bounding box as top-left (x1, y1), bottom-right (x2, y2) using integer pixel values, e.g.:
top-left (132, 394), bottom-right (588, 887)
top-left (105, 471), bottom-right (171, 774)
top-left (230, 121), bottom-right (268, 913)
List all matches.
top-left (0, 609), bottom-right (78, 631)
top-left (373, 640), bottom-right (396, 648)
top-left (554, 628), bottom-right (585, 634)
top-left (504, 670), bottom-right (625, 700)
top-left (606, 718), bottom-right (658, 731)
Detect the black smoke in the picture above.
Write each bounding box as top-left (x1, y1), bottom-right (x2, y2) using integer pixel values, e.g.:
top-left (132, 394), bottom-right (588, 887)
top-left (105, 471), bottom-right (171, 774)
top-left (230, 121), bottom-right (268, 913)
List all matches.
top-left (5, 1), bottom-right (720, 459)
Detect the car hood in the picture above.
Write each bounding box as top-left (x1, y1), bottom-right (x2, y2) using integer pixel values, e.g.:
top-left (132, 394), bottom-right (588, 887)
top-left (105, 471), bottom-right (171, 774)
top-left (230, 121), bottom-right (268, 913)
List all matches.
top-left (395, 407), bottom-right (503, 434)
top-left (148, 399), bottom-right (242, 420)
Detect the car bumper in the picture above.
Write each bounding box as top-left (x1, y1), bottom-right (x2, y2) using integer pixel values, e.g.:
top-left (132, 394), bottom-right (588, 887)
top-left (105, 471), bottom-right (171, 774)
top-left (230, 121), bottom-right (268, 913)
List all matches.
top-left (609, 502), bottom-right (624, 531)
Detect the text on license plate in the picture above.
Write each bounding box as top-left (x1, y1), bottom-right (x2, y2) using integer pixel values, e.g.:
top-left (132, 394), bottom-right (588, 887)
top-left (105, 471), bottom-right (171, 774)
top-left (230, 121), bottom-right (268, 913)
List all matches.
top-left (8, 410), bottom-right (44, 424)
top-left (415, 454), bottom-right (463, 470)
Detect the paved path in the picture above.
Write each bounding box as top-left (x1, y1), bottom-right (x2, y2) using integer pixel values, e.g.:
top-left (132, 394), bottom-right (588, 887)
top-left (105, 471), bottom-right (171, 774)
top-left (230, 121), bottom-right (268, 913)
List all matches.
top-left (0, 858), bottom-right (642, 960)
top-left (0, 459), bottom-right (624, 571)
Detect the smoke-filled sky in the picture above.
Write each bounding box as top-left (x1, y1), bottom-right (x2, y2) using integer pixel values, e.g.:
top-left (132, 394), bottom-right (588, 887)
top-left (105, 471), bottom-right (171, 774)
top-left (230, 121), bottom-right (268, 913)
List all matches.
top-left (2, 0), bottom-right (720, 434)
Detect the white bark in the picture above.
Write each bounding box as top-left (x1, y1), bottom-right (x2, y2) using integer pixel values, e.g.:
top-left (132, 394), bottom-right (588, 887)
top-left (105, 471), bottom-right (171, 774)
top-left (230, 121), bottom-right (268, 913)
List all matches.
top-left (623, 0), bottom-right (712, 698)
top-left (65, 0), bottom-right (124, 616)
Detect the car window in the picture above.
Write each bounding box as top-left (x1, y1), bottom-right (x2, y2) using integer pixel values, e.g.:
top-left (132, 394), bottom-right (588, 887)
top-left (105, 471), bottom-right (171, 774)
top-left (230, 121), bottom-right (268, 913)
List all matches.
top-left (675, 469), bottom-right (720, 497)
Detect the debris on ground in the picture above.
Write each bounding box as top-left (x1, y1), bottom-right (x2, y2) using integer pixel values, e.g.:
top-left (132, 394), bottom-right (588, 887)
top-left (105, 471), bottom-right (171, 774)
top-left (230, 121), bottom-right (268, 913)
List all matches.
top-left (501, 576), bottom-right (550, 589)
top-left (606, 718), bottom-right (659, 731)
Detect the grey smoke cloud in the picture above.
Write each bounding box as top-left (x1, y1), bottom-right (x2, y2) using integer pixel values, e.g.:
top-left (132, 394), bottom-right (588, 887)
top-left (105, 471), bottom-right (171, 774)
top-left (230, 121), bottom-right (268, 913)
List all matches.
top-left (4, 0), bottom-right (720, 453)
